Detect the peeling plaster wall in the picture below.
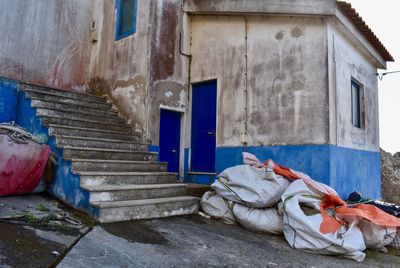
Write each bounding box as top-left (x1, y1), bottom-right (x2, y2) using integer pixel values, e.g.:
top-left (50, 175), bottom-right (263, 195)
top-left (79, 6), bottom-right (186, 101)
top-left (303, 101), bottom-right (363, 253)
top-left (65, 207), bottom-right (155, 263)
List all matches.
top-left (328, 22), bottom-right (379, 152)
top-left (0, 0), bottom-right (92, 92)
top-left (190, 15), bottom-right (328, 147)
top-left (89, 0), bottom-right (188, 143)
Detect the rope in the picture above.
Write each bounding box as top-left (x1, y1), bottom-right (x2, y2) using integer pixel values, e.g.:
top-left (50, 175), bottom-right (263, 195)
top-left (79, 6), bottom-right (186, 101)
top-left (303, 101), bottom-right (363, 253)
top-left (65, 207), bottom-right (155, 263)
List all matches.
top-left (0, 122), bottom-right (40, 144)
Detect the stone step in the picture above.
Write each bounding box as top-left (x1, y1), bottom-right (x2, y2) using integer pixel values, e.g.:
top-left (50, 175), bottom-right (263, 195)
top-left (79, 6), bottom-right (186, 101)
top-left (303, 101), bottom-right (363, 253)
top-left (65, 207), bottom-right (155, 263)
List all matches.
top-left (25, 91), bottom-right (112, 110)
top-left (31, 99), bottom-right (118, 118)
top-left (79, 172), bottom-right (178, 187)
top-left (36, 108), bottom-right (126, 125)
top-left (84, 183), bottom-right (188, 202)
top-left (41, 116), bottom-right (132, 132)
top-left (55, 136), bottom-right (148, 151)
top-left (22, 84), bottom-right (106, 104)
top-left (92, 196), bottom-right (200, 223)
top-left (63, 147), bottom-right (156, 161)
top-left (48, 125), bottom-right (139, 142)
top-left (71, 159), bottom-right (168, 173)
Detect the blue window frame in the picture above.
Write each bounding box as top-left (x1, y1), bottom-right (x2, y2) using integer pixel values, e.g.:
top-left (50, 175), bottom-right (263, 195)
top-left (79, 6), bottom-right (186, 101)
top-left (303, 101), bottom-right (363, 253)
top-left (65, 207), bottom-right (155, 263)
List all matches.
top-left (351, 79), bottom-right (363, 128)
top-left (115, 0), bottom-right (138, 40)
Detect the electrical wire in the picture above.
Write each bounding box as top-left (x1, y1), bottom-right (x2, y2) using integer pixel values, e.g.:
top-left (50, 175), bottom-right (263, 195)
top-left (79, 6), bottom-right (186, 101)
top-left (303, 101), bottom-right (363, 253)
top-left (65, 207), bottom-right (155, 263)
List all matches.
top-left (376, 70), bottom-right (400, 81)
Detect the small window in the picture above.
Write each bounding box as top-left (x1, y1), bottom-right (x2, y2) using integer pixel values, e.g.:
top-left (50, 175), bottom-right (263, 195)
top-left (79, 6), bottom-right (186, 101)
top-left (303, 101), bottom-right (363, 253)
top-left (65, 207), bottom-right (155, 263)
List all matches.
top-left (115, 0), bottom-right (137, 40)
top-left (351, 79), bottom-right (364, 129)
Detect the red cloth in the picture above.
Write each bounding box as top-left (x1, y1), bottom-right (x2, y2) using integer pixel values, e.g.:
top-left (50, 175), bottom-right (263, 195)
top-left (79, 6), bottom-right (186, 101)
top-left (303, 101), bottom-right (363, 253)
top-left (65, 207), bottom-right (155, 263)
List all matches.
top-left (0, 135), bottom-right (51, 196)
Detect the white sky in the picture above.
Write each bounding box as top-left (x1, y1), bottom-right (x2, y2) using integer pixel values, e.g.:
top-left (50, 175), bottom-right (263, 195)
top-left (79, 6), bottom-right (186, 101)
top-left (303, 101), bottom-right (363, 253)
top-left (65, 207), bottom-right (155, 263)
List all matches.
top-left (345, 0), bottom-right (400, 154)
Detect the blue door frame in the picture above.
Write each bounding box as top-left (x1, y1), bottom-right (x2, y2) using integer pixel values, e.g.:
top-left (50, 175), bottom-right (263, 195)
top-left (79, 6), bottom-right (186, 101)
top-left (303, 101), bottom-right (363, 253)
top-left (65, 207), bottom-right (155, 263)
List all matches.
top-left (159, 109), bottom-right (182, 173)
top-left (191, 80), bottom-right (217, 173)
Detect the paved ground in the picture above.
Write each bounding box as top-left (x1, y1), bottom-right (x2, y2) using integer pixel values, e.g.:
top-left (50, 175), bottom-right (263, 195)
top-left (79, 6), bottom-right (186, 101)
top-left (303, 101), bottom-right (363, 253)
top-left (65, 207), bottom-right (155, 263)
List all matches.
top-left (59, 215), bottom-right (400, 268)
top-left (1, 194), bottom-right (400, 268)
top-left (0, 194), bottom-right (93, 268)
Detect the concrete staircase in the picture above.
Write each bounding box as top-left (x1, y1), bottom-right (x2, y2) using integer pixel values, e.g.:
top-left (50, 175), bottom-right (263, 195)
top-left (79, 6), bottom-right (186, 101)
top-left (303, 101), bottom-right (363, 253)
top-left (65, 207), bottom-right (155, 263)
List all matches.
top-left (21, 84), bottom-right (199, 223)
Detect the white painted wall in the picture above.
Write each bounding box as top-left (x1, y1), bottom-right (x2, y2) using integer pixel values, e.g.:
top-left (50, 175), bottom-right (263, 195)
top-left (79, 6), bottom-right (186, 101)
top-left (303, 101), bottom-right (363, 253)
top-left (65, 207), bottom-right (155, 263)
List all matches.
top-left (328, 21), bottom-right (380, 152)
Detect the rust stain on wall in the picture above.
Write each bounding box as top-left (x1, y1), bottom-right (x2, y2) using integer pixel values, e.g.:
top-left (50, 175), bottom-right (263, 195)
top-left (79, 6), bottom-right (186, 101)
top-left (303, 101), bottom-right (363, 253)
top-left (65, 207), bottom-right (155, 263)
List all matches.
top-left (150, 1), bottom-right (178, 80)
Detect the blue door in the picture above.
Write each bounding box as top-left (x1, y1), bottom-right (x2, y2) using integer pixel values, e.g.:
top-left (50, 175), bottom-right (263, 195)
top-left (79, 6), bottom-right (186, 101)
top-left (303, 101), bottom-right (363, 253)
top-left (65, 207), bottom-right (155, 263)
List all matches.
top-left (159, 109), bottom-right (181, 173)
top-left (191, 80), bottom-right (217, 172)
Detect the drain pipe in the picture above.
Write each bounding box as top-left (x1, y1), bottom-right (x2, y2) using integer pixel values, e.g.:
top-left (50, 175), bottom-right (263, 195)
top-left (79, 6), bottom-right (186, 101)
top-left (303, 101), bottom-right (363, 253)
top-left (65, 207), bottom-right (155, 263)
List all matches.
top-left (241, 17), bottom-right (249, 150)
top-left (179, 32), bottom-right (192, 103)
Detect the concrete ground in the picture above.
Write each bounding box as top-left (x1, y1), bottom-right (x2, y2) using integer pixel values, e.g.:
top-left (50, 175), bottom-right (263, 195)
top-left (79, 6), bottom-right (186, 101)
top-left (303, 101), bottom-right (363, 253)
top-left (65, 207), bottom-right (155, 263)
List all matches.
top-left (60, 216), bottom-right (400, 268)
top-left (2, 194), bottom-right (400, 268)
top-left (0, 194), bottom-right (94, 268)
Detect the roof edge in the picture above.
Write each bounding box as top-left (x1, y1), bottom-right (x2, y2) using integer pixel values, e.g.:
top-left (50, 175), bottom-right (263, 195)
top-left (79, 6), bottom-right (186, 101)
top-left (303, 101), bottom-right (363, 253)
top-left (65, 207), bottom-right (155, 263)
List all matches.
top-left (336, 1), bottom-right (394, 62)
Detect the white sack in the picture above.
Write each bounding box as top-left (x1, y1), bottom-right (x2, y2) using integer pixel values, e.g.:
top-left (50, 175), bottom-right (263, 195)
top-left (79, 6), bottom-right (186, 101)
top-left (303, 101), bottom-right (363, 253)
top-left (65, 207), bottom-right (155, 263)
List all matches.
top-left (233, 203), bottom-right (283, 234)
top-left (389, 229), bottom-right (400, 249)
top-left (212, 165), bottom-right (290, 208)
top-left (358, 220), bottom-right (396, 250)
top-left (281, 180), bottom-right (366, 262)
top-left (201, 191), bottom-right (237, 225)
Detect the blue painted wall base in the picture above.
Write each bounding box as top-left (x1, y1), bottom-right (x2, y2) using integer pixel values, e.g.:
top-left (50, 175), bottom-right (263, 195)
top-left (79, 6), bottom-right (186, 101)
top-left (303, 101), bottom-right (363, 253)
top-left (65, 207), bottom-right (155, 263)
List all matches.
top-left (184, 145), bottom-right (380, 199)
top-left (0, 77), bottom-right (98, 217)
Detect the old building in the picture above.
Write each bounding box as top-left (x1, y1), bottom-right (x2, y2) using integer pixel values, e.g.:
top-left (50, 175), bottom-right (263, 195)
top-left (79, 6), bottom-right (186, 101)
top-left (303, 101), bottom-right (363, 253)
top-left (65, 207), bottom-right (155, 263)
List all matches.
top-left (0, 0), bottom-right (393, 220)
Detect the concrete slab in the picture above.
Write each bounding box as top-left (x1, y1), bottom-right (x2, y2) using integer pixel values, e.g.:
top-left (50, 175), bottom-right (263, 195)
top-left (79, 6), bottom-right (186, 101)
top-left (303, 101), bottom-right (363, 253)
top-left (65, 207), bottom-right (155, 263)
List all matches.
top-left (59, 215), bottom-right (400, 268)
top-left (0, 194), bottom-right (93, 268)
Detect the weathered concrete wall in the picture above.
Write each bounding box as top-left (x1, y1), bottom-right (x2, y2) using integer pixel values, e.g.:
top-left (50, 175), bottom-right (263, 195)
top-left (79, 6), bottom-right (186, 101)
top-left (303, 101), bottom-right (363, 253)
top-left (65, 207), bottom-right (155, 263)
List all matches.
top-left (327, 21), bottom-right (379, 152)
top-left (89, 0), bottom-right (188, 142)
top-left (247, 16), bottom-right (328, 146)
top-left (184, 0), bottom-right (336, 16)
top-left (0, 0), bottom-right (92, 92)
top-left (190, 15), bottom-right (328, 147)
top-left (190, 16), bottom-right (247, 147)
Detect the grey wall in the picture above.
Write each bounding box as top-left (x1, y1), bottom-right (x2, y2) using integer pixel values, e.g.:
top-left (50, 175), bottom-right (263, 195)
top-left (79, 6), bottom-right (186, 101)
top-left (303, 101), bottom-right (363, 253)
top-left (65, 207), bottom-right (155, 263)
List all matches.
top-left (88, 0), bottom-right (189, 142)
top-left (184, 0), bottom-right (336, 15)
top-left (0, 0), bottom-right (92, 92)
top-left (190, 15), bottom-right (329, 147)
top-left (327, 21), bottom-right (380, 152)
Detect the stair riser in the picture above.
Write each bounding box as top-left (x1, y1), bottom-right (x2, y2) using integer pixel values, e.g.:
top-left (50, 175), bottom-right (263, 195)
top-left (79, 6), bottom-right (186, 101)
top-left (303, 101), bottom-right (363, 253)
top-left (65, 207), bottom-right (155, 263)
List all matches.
top-left (31, 99), bottom-right (118, 117)
top-left (80, 175), bottom-right (177, 187)
top-left (42, 117), bottom-right (132, 132)
top-left (22, 85), bottom-right (105, 103)
top-left (49, 127), bottom-right (137, 142)
top-left (89, 187), bottom-right (187, 202)
top-left (36, 109), bottom-right (125, 125)
top-left (57, 139), bottom-right (147, 151)
top-left (26, 91), bottom-right (111, 109)
top-left (97, 199), bottom-right (199, 223)
top-left (72, 162), bottom-right (167, 172)
top-left (64, 150), bottom-right (155, 161)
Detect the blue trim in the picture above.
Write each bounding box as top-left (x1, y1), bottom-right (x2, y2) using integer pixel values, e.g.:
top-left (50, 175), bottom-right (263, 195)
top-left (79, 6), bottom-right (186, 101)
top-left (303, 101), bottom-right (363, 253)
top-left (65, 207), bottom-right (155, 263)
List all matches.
top-left (0, 78), bottom-right (19, 123)
top-left (115, 0), bottom-right (138, 40)
top-left (148, 145), bottom-right (160, 161)
top-left (184, 144), bottom-right (381, 199)
top-left (16, 90), bottom-right (93, 211)
top-left (351, 80), bottom-right (361, 128)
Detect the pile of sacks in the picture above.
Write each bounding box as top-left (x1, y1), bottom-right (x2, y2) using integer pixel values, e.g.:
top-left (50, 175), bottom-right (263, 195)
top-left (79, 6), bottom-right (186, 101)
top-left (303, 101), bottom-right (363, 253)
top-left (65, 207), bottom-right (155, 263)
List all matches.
top-left (201, 153), bottom-right (400, 262)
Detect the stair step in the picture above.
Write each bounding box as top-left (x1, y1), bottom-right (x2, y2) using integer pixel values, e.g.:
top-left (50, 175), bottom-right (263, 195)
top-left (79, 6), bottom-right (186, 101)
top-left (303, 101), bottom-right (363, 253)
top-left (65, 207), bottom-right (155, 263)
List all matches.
top-left (92, 196), bottom-right (200, 223)
top-left (55, 136), bottom-right (148, 151)
top-left (48, 125), bottom-right (139, 142)
top-left (63, 147), bottom-right (156, 161)
top-left (22, 84), bottom-right (107, 104)
top-left (31, 99), bottom-right (118, 117)
top-left (36, 108), bottom-right (126, 125)
top-left (41, 116), bottom-right (132, 132)
top-left (84, 183), bottom-right (187, 202)
top-left (80, 172), bottom-right (178, 187)
top-left (25, 91), bottom-right (112, 110)
top-left (71, 159), bottom-right (168, 172)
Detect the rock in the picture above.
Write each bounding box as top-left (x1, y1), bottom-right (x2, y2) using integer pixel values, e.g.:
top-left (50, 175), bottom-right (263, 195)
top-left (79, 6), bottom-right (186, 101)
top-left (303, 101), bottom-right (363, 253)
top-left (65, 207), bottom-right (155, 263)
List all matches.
top-left (381, 149), bottom-right (400, 204)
